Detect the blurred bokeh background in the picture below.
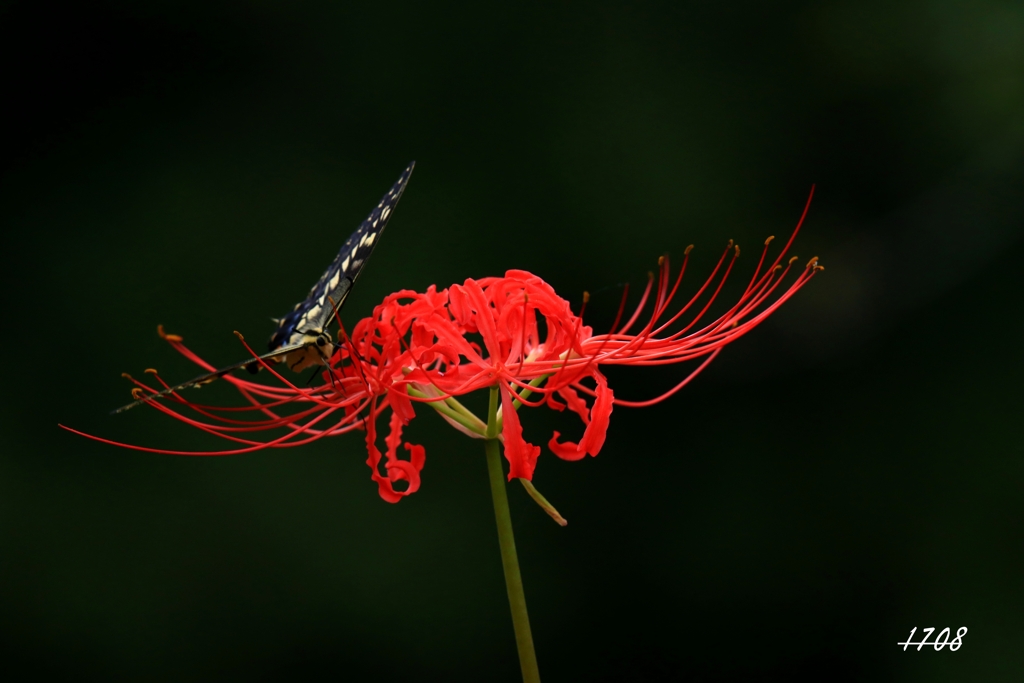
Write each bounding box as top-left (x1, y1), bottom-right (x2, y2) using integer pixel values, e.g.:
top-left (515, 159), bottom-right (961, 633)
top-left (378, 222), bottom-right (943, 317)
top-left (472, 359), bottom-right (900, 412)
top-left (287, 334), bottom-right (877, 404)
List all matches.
top-left (2, 1), bottom-right (1022, 680)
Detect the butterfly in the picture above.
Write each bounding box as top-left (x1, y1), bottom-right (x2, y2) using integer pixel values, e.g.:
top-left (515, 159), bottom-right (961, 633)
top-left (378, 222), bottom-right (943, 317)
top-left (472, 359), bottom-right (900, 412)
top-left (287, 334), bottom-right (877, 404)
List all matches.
top-left (113, 161), bottom-right (415, 414)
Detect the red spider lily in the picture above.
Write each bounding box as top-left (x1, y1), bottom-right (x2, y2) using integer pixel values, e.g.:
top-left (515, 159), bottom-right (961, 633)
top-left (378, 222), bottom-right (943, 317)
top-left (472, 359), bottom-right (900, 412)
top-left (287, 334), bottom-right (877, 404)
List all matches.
top-left (62, 202), bottom-right (821, 504)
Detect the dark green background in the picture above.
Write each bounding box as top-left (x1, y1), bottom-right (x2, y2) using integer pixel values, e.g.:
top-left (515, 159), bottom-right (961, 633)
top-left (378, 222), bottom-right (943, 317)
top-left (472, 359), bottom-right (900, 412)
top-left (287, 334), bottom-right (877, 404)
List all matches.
top-left (2, 1), bottom-right (1022, 680)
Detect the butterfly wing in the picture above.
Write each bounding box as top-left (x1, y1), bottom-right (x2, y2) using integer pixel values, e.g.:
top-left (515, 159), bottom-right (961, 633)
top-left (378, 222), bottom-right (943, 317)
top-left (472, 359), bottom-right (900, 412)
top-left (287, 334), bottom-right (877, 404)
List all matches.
top-left (113, 162), bottom-right (415, 415)
top-left (268, 161), bottom-right (416, 351)
top-left (111, 342), bottom-right (308, 414)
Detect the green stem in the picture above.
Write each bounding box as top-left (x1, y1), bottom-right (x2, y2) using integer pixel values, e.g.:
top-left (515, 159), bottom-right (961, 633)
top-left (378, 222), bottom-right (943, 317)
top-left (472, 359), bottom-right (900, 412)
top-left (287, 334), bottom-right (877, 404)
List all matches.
top-left (406, 386), bottom-right (487, 436)
top-left (512, 373), bottom-right (550, 410)
top-left (485, 386), bottom-right (540, 683)
top-left (498, 374), bottom-right (550, 432)
top-left (444, 393), bottom-right (486, 424)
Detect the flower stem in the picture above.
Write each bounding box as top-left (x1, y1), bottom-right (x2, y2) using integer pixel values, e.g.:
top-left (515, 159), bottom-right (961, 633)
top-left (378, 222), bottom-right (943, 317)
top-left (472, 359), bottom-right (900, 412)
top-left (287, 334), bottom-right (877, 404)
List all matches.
top-left (485, 385), bottom-right (541, 683)
top-left (512, 374), bottom-right (550, 410)
top-left (407, 386), bottom-right (487, 436)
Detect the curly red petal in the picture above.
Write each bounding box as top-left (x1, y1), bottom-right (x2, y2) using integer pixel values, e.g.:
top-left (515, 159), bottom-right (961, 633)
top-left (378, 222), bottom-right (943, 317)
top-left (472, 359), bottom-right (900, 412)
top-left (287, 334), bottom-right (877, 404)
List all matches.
top-left (548, 370), bottom-right (613, 461)
top-left (365, 404), bottom-right (426, 503)
top-left (499, 384), bottom-right (541, 480)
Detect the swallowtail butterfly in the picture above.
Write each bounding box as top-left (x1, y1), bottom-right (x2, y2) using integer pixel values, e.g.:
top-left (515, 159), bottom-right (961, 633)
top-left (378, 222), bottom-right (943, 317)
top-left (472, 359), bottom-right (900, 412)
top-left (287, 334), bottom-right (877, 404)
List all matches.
top-left (113, 162), bottom-right (415, 414)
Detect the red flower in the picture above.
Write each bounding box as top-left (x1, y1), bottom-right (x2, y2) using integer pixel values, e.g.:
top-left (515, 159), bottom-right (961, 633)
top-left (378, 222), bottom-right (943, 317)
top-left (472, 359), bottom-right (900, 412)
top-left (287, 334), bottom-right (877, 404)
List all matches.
top-left (63, 204), bottom-right (821, 504)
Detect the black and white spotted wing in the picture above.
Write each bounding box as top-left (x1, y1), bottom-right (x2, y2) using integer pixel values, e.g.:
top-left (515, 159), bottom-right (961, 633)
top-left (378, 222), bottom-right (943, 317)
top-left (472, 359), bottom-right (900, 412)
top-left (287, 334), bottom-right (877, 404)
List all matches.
top-left (112, 162), bottom-right (415, 414)
top-left (110, 349), bottom-right (297, 414)
top-left (268, 161), bottom-right (415, 351)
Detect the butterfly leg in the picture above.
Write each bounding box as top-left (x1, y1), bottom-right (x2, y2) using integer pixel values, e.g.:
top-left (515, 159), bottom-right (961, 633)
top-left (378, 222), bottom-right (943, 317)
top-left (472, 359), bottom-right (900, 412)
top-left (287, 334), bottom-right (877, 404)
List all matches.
top-left (314, 346), bottom-right (341, 393)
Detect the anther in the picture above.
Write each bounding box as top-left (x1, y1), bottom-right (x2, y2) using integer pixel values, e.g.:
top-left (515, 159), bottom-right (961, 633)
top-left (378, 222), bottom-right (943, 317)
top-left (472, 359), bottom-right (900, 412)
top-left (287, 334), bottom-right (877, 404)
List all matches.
top-left (788, 256), bottom-right (799, 265)
top-left (684, 244), bottom-right (694, 255)
top-left (727, 239), bottom-right (734, 248)
top-left (582, 291), bottom-right (590, 303)
top-left (764, 235), bottom-right (775, 246)
top-left (157, 324), bottom-right (183, 342)
top-left (814, 265), bottom-right (825, 272)
top-left (734, 245), bottom-right (740, 257)
top-left (233, 331), bottom-right (245, 341)
top-left (805, 255), bottom-right (819, 268)
top-left (121, 373), bottom-right (133, 380)
top-left (131, 388), bottom-right (145, 399)
top-left (658, 255), bottom-right (665, 266)
top-left (144, 368), bottom-right (159, 375)
top-left (773, 265), bottom-right (782, 272)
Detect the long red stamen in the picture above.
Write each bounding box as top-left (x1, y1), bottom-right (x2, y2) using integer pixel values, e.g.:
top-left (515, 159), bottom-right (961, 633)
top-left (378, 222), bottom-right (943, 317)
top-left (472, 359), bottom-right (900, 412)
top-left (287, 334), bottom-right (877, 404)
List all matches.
top-left (609, 282), bottom-right (630, 334)
top-left (617, 272), bottom-right (654, 335)
top-left (329, 298), bottom-right (371, 395)
top-left (765, 185), bottom-right (814, 273)
top-left (516, 292), bottom-right (531, 375)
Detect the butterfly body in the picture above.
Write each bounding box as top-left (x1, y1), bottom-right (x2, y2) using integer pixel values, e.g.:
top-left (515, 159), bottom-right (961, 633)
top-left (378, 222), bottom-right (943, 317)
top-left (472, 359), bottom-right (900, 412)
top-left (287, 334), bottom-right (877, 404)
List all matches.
top-left (247, 328), bottom-right (336, 375)
top-left (112, 161), bottom-right (415, 414)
